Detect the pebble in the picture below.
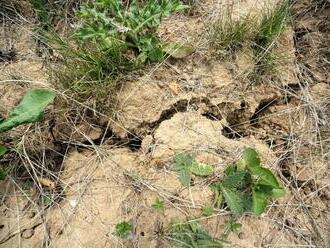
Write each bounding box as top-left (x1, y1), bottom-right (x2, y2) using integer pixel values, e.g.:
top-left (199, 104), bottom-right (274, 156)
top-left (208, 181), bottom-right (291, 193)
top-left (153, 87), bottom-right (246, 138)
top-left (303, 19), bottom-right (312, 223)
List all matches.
top-left (21, 228), bottom-right (34, 239)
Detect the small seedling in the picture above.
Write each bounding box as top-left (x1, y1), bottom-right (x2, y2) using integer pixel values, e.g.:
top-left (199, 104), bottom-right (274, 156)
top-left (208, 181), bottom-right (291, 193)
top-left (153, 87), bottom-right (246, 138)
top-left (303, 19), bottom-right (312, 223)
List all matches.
top-left (174, 154), bottom-right (213, 186)
top-left (168, 219), bottom-right (223, 247)
top-left (224, 218), bottom-right (241, 235)
top-left (201, 204), bottom-right (214, 217)
top-left (152, 197), bottom-right (165, 214)
top-left (113, 221), bottom-right (133, 239)
top-left (41, 191), bottom-right (53, 207)
top-left (211, 148), bottom-right (285, 215)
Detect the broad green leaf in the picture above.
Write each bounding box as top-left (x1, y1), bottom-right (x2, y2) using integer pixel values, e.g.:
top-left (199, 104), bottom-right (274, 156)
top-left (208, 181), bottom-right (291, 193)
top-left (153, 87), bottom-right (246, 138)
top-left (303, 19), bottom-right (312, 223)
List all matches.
top-left (271, 188), bottom-right (286, 198)
top-left (221, 186), bottom-right (245, 214)
top-left (179, 168), bottom-right (191, 187)
top-left (190, 162), bottom-right (213, 176)
top-left (0, 145), bottom-right (7, 157)
top-left (252, 189), bottom-right (268, 215)
top-left (0, 89), bottom-right (56, 133)
top-left (175, 153), bottom-right (194, 169)
top-left (222, 170), bottom-right (251, 190)
top-left (242, 148), bottom-right (260, 170)
top-left (163, 43), bottom-right (195, 59)
top-left (251, 167), bottom-right (280, 188)
top-left (224, 164), bottom-right (236, 175)
top-left (174, 154), bottom-right (194, 186)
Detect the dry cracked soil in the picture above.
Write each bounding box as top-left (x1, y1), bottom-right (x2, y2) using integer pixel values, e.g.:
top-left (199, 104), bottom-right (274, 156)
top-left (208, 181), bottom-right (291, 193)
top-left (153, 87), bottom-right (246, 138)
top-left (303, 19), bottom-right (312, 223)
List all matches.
top-left (0, 0), bottom-right (330, 247)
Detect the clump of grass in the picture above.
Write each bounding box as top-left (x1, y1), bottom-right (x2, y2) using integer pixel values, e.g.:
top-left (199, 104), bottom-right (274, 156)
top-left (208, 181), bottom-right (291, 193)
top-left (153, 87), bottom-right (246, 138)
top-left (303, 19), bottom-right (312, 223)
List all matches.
top-left (251, 0), bottom-right (290, 80)
top-left (254, 0), bottom-right (290, 54)
top-left (209, 1), bottom-right (290, 82)
top-left (208, 14), bottom-right (255, 56)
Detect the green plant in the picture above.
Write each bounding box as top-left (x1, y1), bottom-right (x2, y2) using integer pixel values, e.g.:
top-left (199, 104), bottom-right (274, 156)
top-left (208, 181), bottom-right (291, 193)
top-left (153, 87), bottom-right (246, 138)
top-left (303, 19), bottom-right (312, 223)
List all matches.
top-left (250, 0), bottom-right (290, 80)
top-left (31, 0), bottom-right (49, 29)
top-left (211, 148), bottom-right (285, 215)
top-left (0, 88), bottom-right (55, 179)
top-left (208, 1), bottom-right (290, 82)
top-left (224, 218), bottom-right (241, 235)
top-left (174, 154), bottom-right (213, 186)
top-left (254, 0), bottom-right (290, 53)
top-left (152, 197), bottom-right (165, 214)
top-left (113, 221), bottom-right (133, 238)
top-left (201, 204), bottom-right (214, 217)
top-left (209, 15), bottom-right (254, 54)
top-left (49, 0), bottom-right (187, 105)
top-left (168, 219), bottom-right (223, 248)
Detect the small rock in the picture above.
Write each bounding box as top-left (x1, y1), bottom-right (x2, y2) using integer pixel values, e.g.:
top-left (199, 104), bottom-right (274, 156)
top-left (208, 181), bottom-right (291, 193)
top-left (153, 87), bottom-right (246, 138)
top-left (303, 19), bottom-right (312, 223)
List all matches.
top-left (21, 228), bottom-right (34, 239)
top-left (27, 211), bottom-right (35, 218)
top-left (238, 232), bottom-right (245, 239)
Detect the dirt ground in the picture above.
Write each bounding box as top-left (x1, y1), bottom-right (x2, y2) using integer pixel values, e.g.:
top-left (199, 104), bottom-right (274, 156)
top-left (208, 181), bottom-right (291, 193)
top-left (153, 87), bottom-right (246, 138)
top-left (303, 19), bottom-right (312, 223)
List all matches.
top-left (0, 0), bottom-right (329, 247)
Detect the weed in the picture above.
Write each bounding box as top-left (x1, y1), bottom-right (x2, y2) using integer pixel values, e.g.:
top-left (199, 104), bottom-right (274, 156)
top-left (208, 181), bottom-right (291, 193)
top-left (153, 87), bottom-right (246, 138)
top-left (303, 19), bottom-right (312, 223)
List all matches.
top-left (174, 154), bottom-right (213, 186)
top-left (211, 148), bottom-right (285, 215)
top-left (113, 221), bottom-right (133, 238)
top-left (49, 0), bottom-right (187, 107)
top-left (152, 197), bottom-right (165, 214)
top-left (168, 219), bottom-right (223, 247)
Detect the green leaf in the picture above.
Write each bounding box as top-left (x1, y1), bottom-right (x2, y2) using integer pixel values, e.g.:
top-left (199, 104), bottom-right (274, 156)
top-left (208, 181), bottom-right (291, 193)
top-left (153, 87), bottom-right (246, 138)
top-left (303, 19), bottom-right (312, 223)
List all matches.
top-left (0, 145), bottom-right (7, 157)
top-left (179, 168), bottom-right (191, 186)
top-left (252, 189), bottom-right (268, 215)
top-left (174, 153), bottom-right (194, 186)
top-left (251, 167), bottom-right (280, 188)
top-left (224, 219), bottom-right (242, 234)
top-left (190, 162), bottom-right (213, 176)
top-left (151, 197), bottom-right (165, 214)
top-left (222, 170), bottom-right (251, 190)
top-left (271, 188), bottom-right (286, 198)
top-left (113, 221), bottom-right (132, 238)
top-left (221, 186), bottom-right (245, 214)
top-left (242, 148), bottom-right (261, 170)
top-left (163, 43), bottom-right (195, 59)
top-left (224, 164), bottom-right (236, 175)
top-left (202, 205), bottom-right (214, 216)
top-left (175, 153), bottom-right (194, 169)
top-left (210, 182), bottom-right (223, 208)
top-left (0, 89), bottom-right (56, 133)
top-left (0, 168), bottom-right (6, 180)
